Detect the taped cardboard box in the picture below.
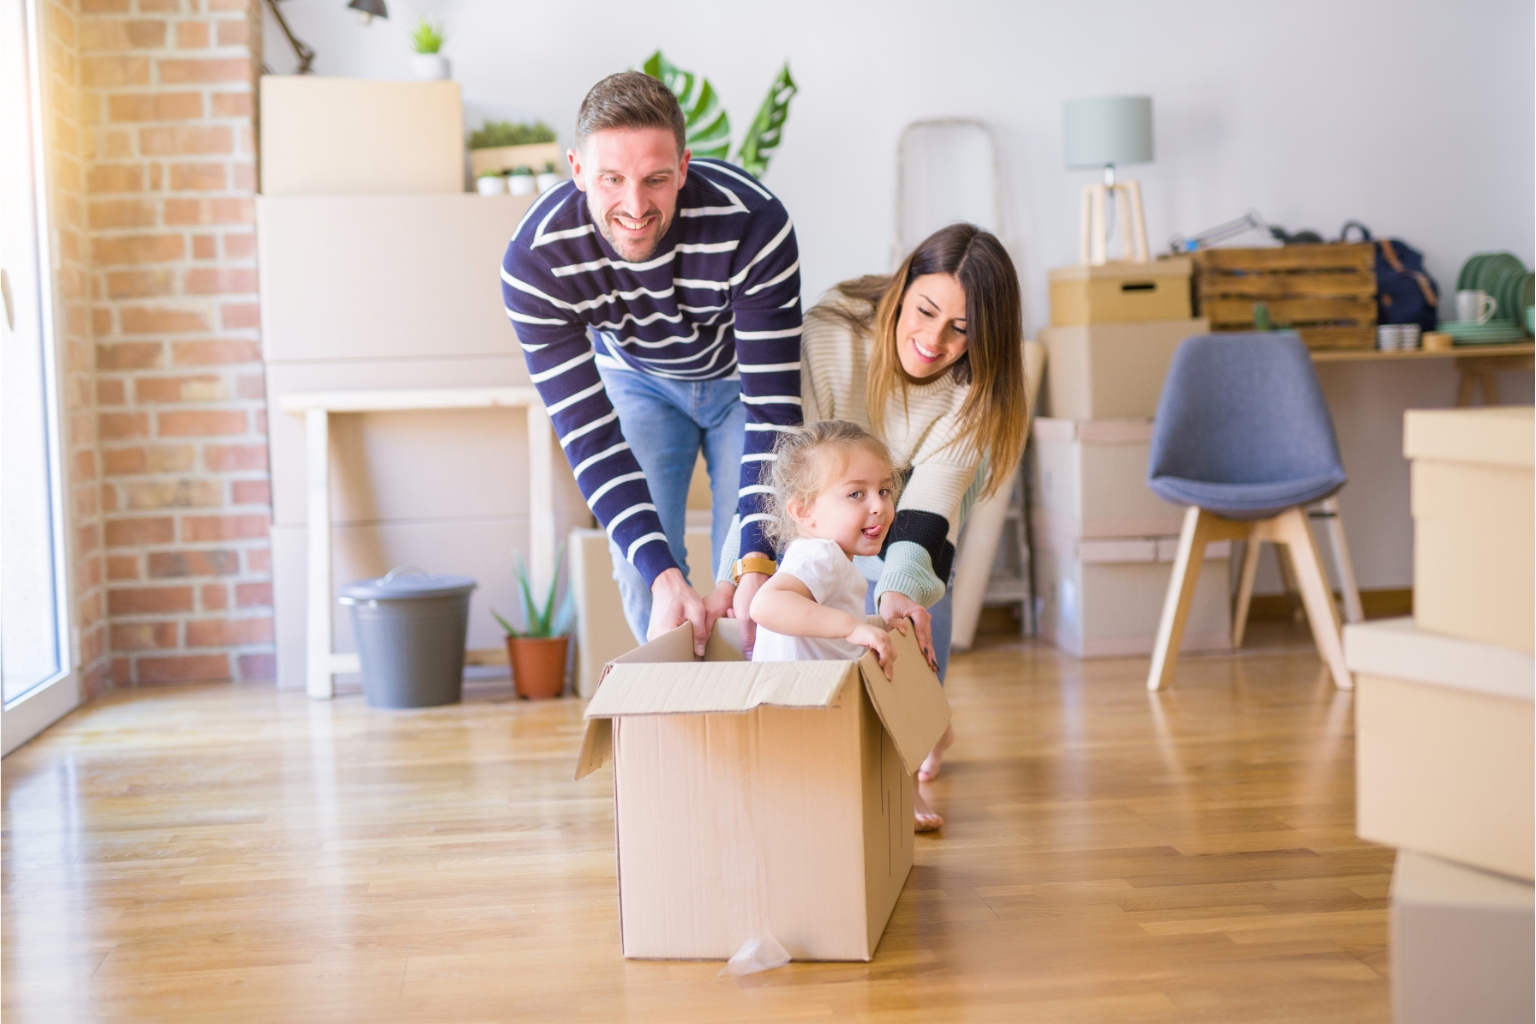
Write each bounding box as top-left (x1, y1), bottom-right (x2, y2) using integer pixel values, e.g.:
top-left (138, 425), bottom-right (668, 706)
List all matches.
top-left (1405, 407), bottom-right (1534, 654)
top-left (1391, 850), bottom-right (1534, 1024)
top-left (1031, 417), bottom-right (1186, 539)
top-left (1346, 617), bottom-right (1534, 881)
top-left (577, 619), bottom-right (950, 962)
top-left (1041, 317), bottom-right (1208, 420)
top-left (1034, 530), bottom-right (1231, 658)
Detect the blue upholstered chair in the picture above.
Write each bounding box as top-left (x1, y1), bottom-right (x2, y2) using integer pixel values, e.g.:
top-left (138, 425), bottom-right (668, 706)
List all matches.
top-left (1144, 332), bottom-right (1354, 692)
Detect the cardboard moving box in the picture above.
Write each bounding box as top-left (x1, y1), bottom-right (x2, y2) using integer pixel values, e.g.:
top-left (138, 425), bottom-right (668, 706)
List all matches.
top-left (1047, 259), bottom-right (1193, 326)
top-left (577, 619), bottom-right (950, 962)
top-left (1041, 318), bottom-right (1208, 421)
top-left (1346, 617), bottom-right (1535, 881)
top-left (1035, 531), bottom-right (1232, 658)
top-left (1391, 850), bottom-right (1534, 1024)
top-left (1031, 418), bottom-right (1186, 539)
top-left (1405, 406), bottom-right (1534, 654)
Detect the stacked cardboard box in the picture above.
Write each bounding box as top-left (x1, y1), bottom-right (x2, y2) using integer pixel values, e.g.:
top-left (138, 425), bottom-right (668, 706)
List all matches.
top-left (1344, 407), bottom-right (1534, 1023)
top-left (1035, 262), bottom-right (1219, 658)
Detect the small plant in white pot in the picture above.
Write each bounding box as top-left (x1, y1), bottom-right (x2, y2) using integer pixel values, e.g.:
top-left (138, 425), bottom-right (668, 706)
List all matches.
top-left (410, 19), bottom-right (448, 80)
top-left (536, 160), bottom-right (560, 194)
top-left (476, 169), bottom-right (506, 196)
top-left (506, 165), bottom-right (536, 196)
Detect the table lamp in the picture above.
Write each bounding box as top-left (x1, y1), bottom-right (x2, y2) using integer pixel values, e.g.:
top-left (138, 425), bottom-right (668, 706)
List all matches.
top-left (1064, 96), bottom-right (1153, 265)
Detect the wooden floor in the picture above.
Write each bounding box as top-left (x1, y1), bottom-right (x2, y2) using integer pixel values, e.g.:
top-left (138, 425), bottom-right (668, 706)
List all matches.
top-left (2, 627), bottom-right (1394, 1023)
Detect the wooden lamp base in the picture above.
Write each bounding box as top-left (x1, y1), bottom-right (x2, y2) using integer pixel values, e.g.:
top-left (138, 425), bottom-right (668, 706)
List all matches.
top-left (1080, 179), bottom-right (1149, 265)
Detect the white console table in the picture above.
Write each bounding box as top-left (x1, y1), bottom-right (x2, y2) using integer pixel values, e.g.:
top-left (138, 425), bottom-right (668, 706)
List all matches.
top-left (279, 387), bottom-right (555, 699)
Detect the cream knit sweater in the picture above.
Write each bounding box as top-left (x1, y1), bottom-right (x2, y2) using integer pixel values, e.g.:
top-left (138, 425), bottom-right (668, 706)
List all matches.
top-left (718, 292), bottom-right (981, 607)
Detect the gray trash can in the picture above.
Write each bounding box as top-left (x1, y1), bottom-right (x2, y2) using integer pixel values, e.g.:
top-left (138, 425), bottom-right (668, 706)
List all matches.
top-left (338, 567), bottom-right (477, 709)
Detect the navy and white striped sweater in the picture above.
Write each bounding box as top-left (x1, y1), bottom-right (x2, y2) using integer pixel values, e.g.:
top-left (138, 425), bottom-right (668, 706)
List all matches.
top-left (501, 159), bottom-right (803, 587)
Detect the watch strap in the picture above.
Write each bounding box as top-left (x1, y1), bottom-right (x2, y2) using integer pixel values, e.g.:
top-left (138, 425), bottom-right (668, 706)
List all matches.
top-left (731, 556), bottom-right (777, 585)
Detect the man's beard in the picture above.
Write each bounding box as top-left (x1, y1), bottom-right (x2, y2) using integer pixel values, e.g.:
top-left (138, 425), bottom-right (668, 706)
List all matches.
top-left (589, 197), bottom-right (671, 263)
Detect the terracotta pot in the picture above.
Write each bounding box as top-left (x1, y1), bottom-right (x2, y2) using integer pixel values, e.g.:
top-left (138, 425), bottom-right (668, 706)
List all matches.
top-left (507, 636), bottom-right (568, 699)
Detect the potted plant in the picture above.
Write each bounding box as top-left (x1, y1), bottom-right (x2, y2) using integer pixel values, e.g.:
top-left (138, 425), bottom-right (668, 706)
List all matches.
top-left (506, 164), bottom-right (536, 196)
top-left (536, 160), bottom-right (561, 194)
top-left (492, 549), bottom-right (573, 700)
top-left (410, 19), bottom-right (448, 80)
top-left (476, 169), bottom-right (506, 196)
top-left (467, 120), bottom-right (560, 178)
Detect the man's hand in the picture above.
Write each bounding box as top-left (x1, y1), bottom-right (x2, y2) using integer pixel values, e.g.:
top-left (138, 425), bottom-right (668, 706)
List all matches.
top-left (878, 590), bottom-right (937, 673)
top-left (648, 568), bottom-right (712, 657)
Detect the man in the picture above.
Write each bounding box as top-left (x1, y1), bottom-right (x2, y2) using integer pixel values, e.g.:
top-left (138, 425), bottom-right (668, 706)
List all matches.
top-left (501, 71), bottom-right (802, 656)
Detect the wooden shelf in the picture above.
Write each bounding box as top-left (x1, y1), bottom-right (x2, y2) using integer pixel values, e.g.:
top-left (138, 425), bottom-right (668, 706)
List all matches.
top-left (1311, 343), bottom-right (1534, 363)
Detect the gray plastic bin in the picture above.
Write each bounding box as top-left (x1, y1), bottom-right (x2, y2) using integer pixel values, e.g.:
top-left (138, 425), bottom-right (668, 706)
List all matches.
top-left (338, 567), bottom-right (477, 709)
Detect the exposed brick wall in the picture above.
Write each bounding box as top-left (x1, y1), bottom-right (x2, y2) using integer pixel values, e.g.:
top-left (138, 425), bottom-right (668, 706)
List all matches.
top-left (41, 0), bottom-right (111, 701)
top-left (73, 0), bottom-right (273, 686)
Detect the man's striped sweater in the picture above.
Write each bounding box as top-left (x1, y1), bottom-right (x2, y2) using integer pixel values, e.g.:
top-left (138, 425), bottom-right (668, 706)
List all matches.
top-left (500, 159), bottom-right (803, 587)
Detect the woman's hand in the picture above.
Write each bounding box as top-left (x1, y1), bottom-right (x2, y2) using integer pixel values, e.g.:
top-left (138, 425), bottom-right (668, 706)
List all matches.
top-left (845, 622), bottom-right (896, 679)
top-left (878, 590), bottom-right (937, 672)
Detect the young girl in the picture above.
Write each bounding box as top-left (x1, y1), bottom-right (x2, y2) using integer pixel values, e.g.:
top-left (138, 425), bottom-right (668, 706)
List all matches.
top-left (749, 420), bottom-right (945, 831)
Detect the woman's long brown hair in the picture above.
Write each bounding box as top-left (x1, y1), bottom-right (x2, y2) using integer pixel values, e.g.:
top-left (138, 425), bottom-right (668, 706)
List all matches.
top-left (816, 223), bottom-right (1027, 498)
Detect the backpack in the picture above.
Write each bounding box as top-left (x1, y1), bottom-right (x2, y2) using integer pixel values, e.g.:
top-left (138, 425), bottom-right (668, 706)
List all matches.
top-left (1340, 221), bottom-right (1440, 330)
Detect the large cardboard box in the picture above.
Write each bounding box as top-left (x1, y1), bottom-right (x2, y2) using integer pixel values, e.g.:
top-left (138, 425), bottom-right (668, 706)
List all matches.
top-left (1047, 259), bottom-right (1193, 326)
top-left (1391, 850), bottom-right (1534, 1024)
top-left (1346, 617), bottom-right (1534, 881)
top-left (1041, 318), bottom-right (1208, 420)
top-left (1031, 417), bottom-right (1186, 539)
top-left (577, 620), bottom-right (950, 961)
top-left (1035, 531), bottom-right (1232, 658)
top-left (1405, 407), bottom-right (1534, 654)
top-left (259, 77), bottom-right (465, 196)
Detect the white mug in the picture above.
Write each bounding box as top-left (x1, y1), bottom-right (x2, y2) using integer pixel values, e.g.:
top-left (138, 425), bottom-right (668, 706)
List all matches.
top-left (1456, 289), bottom-right (1497, 324)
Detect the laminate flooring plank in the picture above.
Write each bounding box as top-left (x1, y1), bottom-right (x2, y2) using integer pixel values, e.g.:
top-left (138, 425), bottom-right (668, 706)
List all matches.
top-left (3, 633), bottom-right (1393, 1023)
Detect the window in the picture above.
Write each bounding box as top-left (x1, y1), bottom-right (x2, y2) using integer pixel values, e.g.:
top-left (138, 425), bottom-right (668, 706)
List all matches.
top-left (2, 0), bottom-right (77, 752)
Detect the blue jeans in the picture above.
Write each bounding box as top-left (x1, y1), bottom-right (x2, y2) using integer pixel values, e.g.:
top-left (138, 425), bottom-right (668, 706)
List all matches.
top-left (598, 364), bottom-right (745, 645)
top-left (865, 573), bottom-right (955, 683)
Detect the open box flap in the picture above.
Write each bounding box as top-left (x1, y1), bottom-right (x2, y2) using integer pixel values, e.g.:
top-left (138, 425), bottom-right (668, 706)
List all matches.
top-left (585, 659), bottom-right (858, 719)
top-left (857, 622), bottom-right (952, 776)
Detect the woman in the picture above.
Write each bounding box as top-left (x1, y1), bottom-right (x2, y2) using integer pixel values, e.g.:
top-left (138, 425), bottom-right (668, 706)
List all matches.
top-left (715, 222), bottom-right (1030, 829)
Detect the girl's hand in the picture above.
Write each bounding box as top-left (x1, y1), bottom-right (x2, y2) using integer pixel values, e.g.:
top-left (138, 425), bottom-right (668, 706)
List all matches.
top-left (846, 622), bottom-right (896, 679)
top-left (877, 591), bottom-right (937, 672)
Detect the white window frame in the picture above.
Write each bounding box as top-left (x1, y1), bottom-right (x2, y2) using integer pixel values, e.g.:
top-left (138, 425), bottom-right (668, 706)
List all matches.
top-left (2, 0), bottom-right (80, 756)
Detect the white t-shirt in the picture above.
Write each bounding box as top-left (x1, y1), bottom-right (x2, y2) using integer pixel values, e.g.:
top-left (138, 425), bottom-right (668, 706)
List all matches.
top-left (751, 538), bottom-right (871, 663)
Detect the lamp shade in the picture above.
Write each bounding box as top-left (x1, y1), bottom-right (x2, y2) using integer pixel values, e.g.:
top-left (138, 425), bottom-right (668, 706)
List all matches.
top-left (1064, 96), bottom-right (1153, 169)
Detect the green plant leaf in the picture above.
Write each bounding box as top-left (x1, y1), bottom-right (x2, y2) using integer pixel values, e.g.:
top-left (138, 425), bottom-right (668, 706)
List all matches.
top-left (409, 18), bottom-right (445, 54)
top-left (735, 63), bottom-right (797, 178)
top-left (642, 50), bottom-right (731, 160)
top-left (491, 606), bottom-right (521, 638)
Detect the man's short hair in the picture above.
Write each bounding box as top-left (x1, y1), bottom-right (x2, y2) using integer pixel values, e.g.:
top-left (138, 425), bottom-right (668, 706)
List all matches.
top-left (575, 71), bottom-right (687, 156)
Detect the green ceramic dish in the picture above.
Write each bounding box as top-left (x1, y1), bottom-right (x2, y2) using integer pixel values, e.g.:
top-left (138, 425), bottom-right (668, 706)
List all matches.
top-left (1438, 318), bottom-right (1527, 344)
top-left (1458, 253), bottom-right (1489, 292)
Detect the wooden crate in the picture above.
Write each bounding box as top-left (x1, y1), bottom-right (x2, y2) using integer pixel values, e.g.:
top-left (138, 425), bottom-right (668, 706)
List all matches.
top-left (1194, 243), bottom-right (1377, 350)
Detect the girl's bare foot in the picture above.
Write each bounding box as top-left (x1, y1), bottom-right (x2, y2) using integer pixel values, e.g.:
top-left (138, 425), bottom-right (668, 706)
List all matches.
top-left (918, 723), bottom-right (955, 782)
top-left (914, 788), bottom-right (943, 832)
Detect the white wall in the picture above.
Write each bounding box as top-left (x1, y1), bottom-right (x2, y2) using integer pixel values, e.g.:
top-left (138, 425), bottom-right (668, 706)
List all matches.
top-left (264, 0), bottom-right (1535, 590)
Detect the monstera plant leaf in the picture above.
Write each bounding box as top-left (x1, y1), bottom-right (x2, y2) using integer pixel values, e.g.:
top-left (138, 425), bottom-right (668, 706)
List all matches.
top-left (642, 50), bottom-right (731, 160)
top-left (735, 63), bottom-right (797, 178)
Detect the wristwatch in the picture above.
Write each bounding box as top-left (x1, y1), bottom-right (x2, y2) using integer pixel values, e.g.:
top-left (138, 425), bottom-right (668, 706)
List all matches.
top-left (730, 556), bottom-right (777, 585)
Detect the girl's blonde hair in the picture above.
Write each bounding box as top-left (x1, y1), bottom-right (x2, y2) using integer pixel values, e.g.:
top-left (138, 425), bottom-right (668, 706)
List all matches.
top-left (765, 420), bottom-right (898, 550)
top-left (812, 222), bottom-right (1028, 499)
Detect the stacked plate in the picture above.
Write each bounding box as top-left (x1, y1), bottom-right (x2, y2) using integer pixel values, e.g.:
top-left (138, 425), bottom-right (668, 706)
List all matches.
top-left (1443, 253), bottom-right (1535, 344)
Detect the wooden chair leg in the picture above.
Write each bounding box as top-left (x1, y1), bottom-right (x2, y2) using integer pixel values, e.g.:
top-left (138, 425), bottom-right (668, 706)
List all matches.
top-left (1148, 507), bottom-right (1218, 692)
top-left (1231, 537), bottom-right (1262, 649)
top-left (1269, 507), bottom-right (1353, 690)
top-left (1312, 497), bottom-right (1363, 624)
